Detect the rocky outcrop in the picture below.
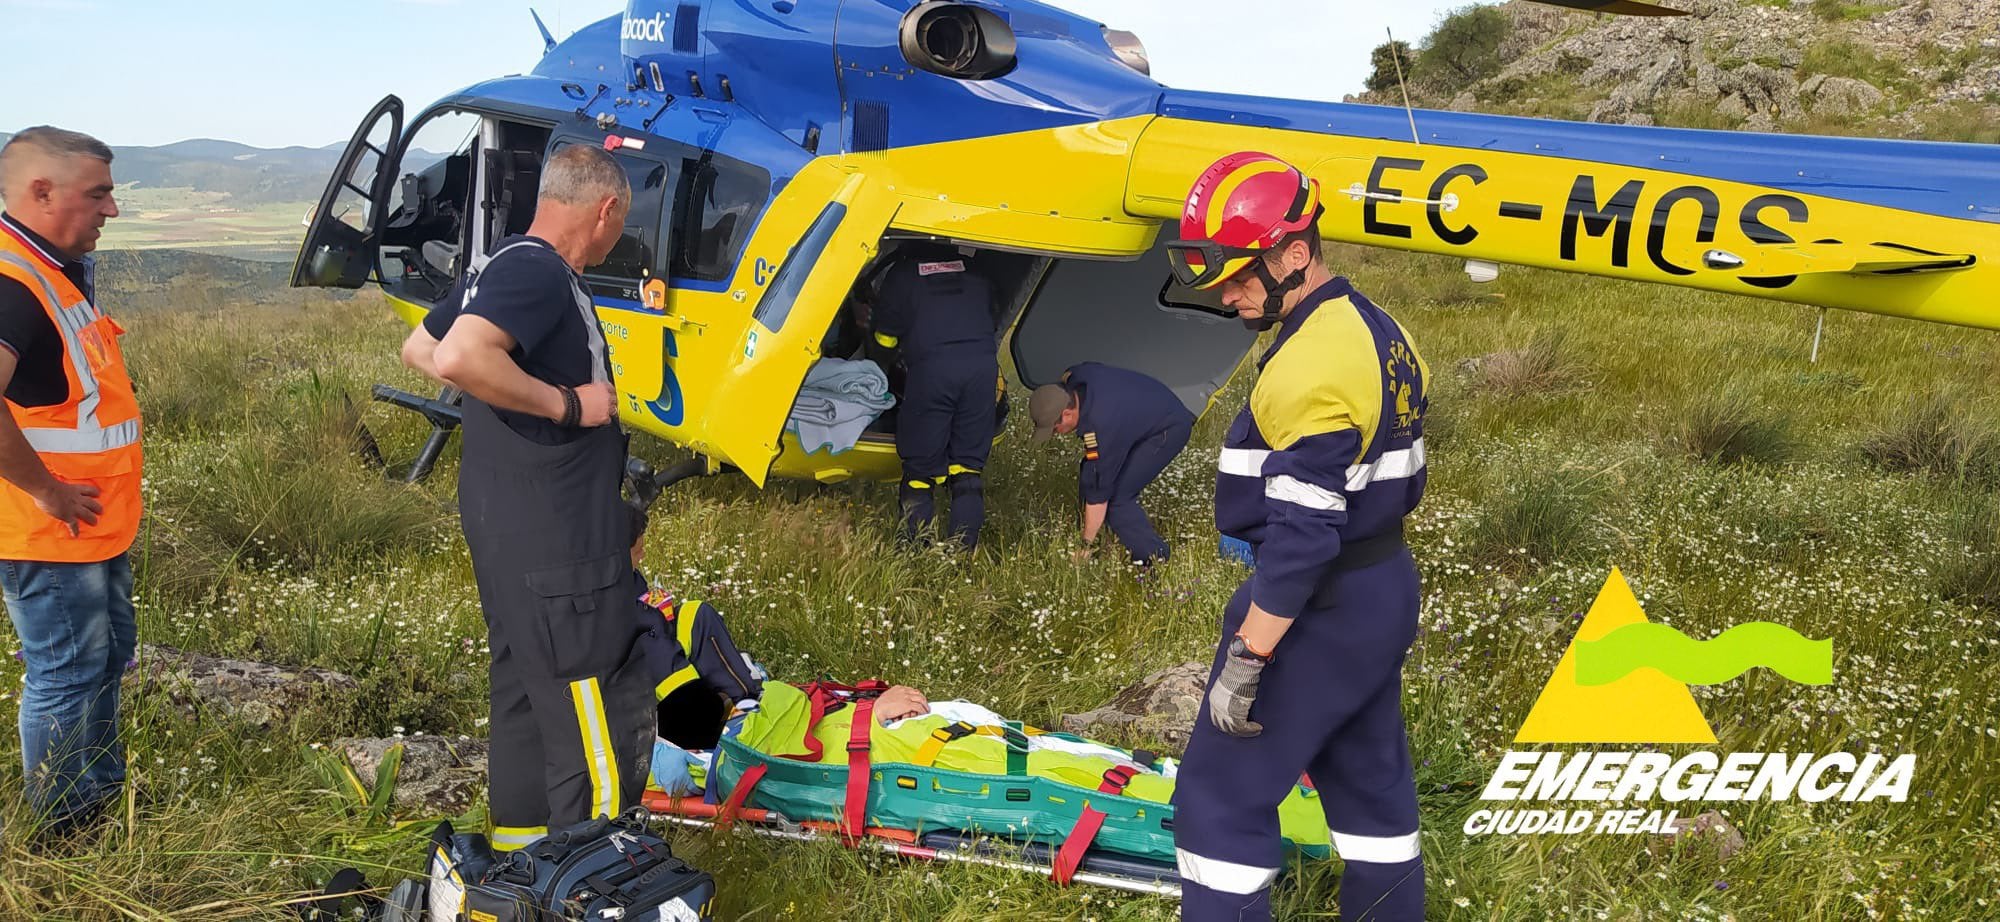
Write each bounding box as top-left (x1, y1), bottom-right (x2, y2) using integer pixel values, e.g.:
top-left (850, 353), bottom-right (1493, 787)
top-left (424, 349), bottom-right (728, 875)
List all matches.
top-left (1366, 0), bottom-right (1998, 137)
top-left (1060, 662), bottom-right (1208, 753)
top-left (135, 643), bottom-right (359, 729)
top-left (337, 736), bottom-right (489, 818)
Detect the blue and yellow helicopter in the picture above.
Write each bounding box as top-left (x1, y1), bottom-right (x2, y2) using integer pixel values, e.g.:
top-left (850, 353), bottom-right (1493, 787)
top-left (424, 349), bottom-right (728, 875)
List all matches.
top-left (292, 0), bottom-right (2000, 490)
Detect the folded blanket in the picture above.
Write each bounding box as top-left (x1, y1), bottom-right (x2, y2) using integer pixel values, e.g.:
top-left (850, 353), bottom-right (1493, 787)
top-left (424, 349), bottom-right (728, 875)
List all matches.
top-left (787, 358), bottom-right (896, 454)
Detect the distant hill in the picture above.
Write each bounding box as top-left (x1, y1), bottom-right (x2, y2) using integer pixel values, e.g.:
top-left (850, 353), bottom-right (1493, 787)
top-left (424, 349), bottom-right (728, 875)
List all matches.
top-left (92, 248), bottom-right (320, 309)
top-left (0, 131), bottom-right (443, 206)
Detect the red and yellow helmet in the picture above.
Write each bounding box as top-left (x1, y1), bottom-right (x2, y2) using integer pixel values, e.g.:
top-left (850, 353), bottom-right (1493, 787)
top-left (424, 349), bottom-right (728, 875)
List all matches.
top-left (1166, 152), bottom-right (1322, 290)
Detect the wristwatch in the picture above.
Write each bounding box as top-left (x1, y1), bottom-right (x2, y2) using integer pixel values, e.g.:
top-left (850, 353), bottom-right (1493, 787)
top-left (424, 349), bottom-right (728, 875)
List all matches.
top-left (1229, 635), bottom-right (1274, 664)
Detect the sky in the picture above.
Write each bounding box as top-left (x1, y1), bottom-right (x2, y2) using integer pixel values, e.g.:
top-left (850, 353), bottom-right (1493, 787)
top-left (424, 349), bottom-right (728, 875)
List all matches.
top-left (0, 0), bottom-right (1469, 150)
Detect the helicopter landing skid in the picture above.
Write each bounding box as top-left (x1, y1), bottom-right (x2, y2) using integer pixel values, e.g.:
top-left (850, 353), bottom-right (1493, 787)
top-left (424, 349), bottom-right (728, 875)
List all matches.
top-left (370, 383), bottom-right (463, 484)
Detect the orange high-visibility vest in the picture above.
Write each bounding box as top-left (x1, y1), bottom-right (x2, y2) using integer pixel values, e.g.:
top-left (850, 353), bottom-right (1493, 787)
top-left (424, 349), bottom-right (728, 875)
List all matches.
top-left (0, 223), bottom-right (143, 562)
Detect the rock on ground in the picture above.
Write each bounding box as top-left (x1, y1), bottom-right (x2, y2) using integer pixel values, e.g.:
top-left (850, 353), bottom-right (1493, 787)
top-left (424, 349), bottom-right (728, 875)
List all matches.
top-left (134, 643), bottom-right (358, 730)
top-left (1060, 662), bottom-right (1209, 754)
top-left (336, 736), bottom-right (489, 818)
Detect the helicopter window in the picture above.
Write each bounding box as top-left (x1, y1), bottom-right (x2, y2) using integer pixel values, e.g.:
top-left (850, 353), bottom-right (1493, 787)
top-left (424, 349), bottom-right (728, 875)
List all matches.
top-left (590, 156), bottom-right (672, 285)
top-left (672, 154), bottom-right (770, 282)
top-left (753, 200), bottom-right (846, 333)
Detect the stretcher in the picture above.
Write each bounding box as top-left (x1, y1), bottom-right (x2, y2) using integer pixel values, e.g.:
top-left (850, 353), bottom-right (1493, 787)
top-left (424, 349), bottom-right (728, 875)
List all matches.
top-left (641, 680), bottom-right (1334, 895)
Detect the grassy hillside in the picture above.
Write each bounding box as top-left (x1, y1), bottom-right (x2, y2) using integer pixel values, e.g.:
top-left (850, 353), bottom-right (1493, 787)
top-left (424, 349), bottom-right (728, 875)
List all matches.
top-left (0, 240), bottom-right (1992, 918)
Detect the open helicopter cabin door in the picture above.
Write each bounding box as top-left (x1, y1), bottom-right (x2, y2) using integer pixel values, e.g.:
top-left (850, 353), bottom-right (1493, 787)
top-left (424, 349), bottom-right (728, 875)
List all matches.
top-left (1009, 231), bottom-right (1259, 422)
top-left (697, 171), bottom-right (902, 485)
top-left (293, 95), bottom-right (403, 289)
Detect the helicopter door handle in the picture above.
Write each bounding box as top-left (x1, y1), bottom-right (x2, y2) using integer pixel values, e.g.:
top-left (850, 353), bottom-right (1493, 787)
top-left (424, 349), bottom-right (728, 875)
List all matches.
top-left (643, 279), bottom-right (699, 331)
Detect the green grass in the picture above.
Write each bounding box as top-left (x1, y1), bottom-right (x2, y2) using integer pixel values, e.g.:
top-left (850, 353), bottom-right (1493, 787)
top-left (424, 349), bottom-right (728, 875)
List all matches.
top-left (1798, 38), bottom-right (1909, 90)
top-left (1809, 0), bottom-right (1897, 22)
top-left (0, 241), bottom-right (1994, 918)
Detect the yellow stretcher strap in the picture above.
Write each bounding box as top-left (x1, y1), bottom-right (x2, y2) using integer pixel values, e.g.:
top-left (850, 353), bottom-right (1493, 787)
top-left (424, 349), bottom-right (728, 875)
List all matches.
top-left (911, 721), bottom-right (978, 768)
top-left (908, 721), bottom-right (1051, 768)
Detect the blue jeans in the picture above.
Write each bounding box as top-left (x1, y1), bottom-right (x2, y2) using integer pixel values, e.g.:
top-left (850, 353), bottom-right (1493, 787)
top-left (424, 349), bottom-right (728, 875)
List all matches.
top-left (1, 553), bottom-right (136, 821)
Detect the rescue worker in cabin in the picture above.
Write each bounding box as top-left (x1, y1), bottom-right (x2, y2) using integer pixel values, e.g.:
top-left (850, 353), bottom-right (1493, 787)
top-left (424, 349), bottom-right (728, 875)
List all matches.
top-left (1163, 152), bottom-right (1429, 921)
top-left (1027, 363), bottom-right (1193, 565)
top-left (400, 143), bottom-right (654, 852)
top-left (0, 128), bottom-right (141, 840)
top-left (867, 241), bottom-right (1001, 550)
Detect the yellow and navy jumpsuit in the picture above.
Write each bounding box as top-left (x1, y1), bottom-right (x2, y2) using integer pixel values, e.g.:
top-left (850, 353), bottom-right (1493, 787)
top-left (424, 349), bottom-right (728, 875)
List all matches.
top-left (1172, 278), bottom-right (1429, 921)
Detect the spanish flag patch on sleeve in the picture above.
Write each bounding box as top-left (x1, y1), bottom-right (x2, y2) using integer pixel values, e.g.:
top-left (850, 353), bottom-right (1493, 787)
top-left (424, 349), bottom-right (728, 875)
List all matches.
top-left (1082, 432), bottom-right (1100, 461)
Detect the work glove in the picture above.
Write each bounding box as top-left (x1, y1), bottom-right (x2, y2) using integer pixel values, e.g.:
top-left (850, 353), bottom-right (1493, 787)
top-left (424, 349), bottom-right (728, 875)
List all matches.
top-left (1206, 649), bottom-right (1268, 738)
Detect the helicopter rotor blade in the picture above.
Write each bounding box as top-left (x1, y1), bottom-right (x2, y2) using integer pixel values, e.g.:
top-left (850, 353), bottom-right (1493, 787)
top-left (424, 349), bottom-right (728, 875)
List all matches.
top-left (1526, 0), bottom-right (1689, 16)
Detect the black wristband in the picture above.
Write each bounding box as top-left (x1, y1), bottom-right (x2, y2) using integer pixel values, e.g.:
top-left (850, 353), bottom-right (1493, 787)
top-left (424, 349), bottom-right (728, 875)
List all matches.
top-left (558, 385), bottom-right (581, 428)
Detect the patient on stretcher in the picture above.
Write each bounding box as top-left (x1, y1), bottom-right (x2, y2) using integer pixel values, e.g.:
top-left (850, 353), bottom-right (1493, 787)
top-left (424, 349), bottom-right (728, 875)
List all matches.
top-left (629, 510), bottom-right (1331, 856)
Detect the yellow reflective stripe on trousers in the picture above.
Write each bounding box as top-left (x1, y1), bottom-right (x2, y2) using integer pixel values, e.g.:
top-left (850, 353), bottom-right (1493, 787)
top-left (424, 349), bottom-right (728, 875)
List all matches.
top-left (947, 464), bottom-right (980, 477)
top-left (1175, 848), bottom-right (1280, 895)
top-left (874, 332), bottom-right (899, 348)
top-left (1331, 829), bottom-right (1421, 863)
top-left (570, 677), bottom-right (620, 819)
top-left (491, 825), bottom-right (547, 852)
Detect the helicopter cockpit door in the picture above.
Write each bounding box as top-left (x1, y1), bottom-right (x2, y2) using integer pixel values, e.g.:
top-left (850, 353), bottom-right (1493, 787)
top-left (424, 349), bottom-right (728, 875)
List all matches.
top-left (292, 95), bottom-right (404, 289)
top-left (697, 171), bottom-right (900, 485)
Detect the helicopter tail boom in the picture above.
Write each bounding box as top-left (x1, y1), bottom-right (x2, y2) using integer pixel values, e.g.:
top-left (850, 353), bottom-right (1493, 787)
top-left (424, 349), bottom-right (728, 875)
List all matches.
top-left (1121, 91), bottom-right (1999, 330)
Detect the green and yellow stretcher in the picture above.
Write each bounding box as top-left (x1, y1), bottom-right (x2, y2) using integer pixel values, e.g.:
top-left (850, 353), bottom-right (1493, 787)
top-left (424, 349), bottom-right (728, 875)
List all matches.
top-left (642, 680), bottom-right (1331, 891)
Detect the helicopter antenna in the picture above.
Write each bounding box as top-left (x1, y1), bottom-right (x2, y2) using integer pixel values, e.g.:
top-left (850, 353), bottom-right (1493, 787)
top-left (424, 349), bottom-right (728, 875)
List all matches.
top-left (1388, 27), bottom-right (1420, 146)
top-left (531, 8), bottom-right (558, 54)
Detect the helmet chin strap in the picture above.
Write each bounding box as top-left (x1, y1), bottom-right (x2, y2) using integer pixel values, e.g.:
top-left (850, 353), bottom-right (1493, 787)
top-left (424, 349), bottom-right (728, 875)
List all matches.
top-left (1250, 257), bottom-right (1308, 327)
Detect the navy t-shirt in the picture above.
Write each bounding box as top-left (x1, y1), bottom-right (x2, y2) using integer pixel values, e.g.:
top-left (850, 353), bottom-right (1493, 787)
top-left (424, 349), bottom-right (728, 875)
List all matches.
top-left (0, 213), bottom-right (88, 408)
top-left (422, 236), bottom-right (608, 445)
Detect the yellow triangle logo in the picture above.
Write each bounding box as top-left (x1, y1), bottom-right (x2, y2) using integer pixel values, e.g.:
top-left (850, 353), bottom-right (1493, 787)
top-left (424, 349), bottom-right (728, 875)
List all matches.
top-left (1514, 568), bottom-right (1717, 745)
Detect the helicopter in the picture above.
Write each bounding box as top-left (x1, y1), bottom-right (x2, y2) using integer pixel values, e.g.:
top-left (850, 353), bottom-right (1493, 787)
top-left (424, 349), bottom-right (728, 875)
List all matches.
top-left (291, 0), bottom-right (2000, 492)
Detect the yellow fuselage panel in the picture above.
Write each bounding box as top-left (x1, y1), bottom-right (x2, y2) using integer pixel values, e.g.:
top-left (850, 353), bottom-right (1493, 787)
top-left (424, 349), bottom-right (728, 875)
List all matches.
top-left (1128, 118), bottom-right (2000, 330)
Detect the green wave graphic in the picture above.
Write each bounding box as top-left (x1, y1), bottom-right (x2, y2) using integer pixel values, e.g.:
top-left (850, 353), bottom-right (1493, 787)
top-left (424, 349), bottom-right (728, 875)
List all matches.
top-left (1573, 622), bottom-right (1833, 687)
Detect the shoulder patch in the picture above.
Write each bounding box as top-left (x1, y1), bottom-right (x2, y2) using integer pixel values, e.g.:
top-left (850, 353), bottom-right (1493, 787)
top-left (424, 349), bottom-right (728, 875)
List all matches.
top-left (1082, 431), bottom-right (1100, 461)
top-left (917, 260), bottom-right (965, 276)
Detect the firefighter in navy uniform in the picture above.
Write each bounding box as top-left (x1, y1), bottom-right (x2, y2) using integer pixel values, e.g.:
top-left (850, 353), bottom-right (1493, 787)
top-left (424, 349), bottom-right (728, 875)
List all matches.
top-left (1027, 363), bottom-right (1194, 565)
top-left (1164, 152), bottom-right (1430, 921)
top-left (869, 242), bottom-right (1001, 550)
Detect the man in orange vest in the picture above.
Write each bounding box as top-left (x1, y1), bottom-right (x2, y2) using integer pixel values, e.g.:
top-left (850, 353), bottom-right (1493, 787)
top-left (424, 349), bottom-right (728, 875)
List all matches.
top-left (0, 127), bottom-right (140, 839)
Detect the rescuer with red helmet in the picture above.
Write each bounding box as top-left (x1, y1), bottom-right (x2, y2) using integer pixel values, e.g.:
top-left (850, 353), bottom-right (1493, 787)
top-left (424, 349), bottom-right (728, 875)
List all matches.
top-left (1166, 152), bottom-right (1430, 921)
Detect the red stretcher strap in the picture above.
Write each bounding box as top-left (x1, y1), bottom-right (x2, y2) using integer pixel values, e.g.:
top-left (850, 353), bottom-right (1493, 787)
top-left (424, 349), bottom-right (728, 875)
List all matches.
top-left (1052, 807), bottom-right (1108, 886)
top-left (1097, 765), bottom-right (1138, 794)
top-left (1054, 765), bottom-right (1141, 885)
top-left (842, 695), bottom-right (877, 841)
top-left (718, 763), bottom-right (768, 829)
top-left (787, 679), bottom-right (891, 762)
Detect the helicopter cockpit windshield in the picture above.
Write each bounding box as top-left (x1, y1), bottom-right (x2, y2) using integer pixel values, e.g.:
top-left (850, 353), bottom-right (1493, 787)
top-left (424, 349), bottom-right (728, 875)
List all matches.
top-left (378, 110), bottom-right (481, 305)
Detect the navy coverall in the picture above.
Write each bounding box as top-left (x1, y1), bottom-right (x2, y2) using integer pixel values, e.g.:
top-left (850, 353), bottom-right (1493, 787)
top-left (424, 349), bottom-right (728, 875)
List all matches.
top-left (429, 238), bottom-right (656, 852)
top-left (872, 246), bottom-right (1000, 549)
top-left (1062, 362), bottom-right (1194, 563)
top-left (1173, 279), bottom-right (1430, 921)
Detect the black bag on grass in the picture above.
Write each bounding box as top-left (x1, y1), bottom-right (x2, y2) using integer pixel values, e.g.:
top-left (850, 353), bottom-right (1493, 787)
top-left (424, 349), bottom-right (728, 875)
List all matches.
top-left (463, 810), bottom-right (715, 922)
